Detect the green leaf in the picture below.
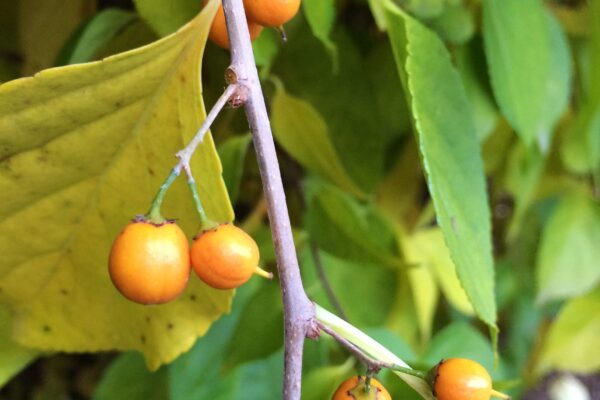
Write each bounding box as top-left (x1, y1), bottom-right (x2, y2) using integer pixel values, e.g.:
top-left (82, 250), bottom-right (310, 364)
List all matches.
top-left (60, 9), bottom-right (138, 65)
top-left (302, 0), bottom-right (338, 66)
top-left (301, 247), bottom-right (398, 326)
top-left (0, 1), bottom-right (233, 369)
top-left (455, 38), bottom-right (498, 142)
top-left (504, 142), bottom-right (545, 239)
top-left (482, 0), bottom-right (571, 149)
top-left (272, 26), bottom-right (404, 192)
top-left (206, 351), bottom-right (283, 400)
top-left (561, 102), bottom-right (600, 175)
top-left (420, 322), bottom-right (495, 373)
top-left (134, 0), bottom-right (201, 37)
top-left (536, 193), bottom-right (600, 304)
top-left (384, 2), bottom-right (497, 330)
top-left (426, 4), bottom-right (475, 45)
top-left (536, 289), bottom-right (600, 375)
top-left (301, 358), bottom-right (355, 400)
top-left (93, 352), bottom-right (169, 400)
top-left (0, 305), bottom-right (38, 388)
top-left (304, 180), bottom-right (401, 267)
top-left (169, 281), bottom-right (261, 400)
top-left (252, 29), bottom-right (280, 71)
top-left (223, 283), bottom-right (283, 369)
top-left (271, 85), bottom-right (364, 198)
top-left (217, 133), bottom-right (251, 204)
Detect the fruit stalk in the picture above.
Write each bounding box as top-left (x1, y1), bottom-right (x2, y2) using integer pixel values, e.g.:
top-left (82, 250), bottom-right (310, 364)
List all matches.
top-left (316, 305), bottom-right (436, 400)
top-left (220, 0), bottom-right (316, 399)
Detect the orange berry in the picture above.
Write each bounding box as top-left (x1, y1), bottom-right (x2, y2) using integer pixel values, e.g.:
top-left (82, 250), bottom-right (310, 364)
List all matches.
top-left (244, 0), bottom-right (301, 27)
top-left (431, 358), bottom-right (510, 400)
top-left (332, 376), bottom-right (392, 400)
top-left (190, 223), bottom-right (271, 290)
top-left (207, 2), bottom-right (263, 49)
top-left (109, 220), bottom-right (190, 305)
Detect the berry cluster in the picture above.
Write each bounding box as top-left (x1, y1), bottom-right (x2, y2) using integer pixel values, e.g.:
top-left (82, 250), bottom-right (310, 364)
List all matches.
top-left (109, 219), bottom-right (271, 305)
top-left (207, 0), bottom-right (302, 48)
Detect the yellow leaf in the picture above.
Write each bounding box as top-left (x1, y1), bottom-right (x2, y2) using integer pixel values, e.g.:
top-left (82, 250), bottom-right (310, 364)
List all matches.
top-left (0, 0), bottom-right (234, 369)
top-left (402, 228), bottom-right (474, 316)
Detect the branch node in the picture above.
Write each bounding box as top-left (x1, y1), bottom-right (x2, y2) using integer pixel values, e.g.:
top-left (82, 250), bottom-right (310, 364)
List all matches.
top-left (228, 84), bottom-right (250, 108)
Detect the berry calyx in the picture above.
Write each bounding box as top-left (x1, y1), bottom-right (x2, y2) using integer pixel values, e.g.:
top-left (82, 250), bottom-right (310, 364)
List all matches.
top-left (190, 223), bottom-right (272, 289)
top-left (332, 376), bottom-right (392, 400)
top-left (430, 358), bottom-right (510, 400)
top-left (109, 219), bottom-right (191, 305)
top-left (207, 2), bottom-right (263, 49)
top-left (243, 0), bottom-right (301, 28)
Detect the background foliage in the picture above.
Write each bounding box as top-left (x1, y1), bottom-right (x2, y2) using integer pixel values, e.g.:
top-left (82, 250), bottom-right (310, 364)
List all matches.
top-left (0, 0), bottom-right (599, 399)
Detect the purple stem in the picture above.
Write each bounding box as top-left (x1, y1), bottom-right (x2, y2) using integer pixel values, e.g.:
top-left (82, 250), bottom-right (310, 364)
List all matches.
top-left (219, 1), bottom-right (316, 398)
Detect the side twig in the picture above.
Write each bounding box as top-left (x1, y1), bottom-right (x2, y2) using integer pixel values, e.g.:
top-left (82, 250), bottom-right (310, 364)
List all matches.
top-left (220, 0), bottom-right (317, 399)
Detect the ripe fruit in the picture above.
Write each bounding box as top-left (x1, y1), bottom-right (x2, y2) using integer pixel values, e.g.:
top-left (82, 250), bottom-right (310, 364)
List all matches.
top-left (109, 220), bottom-right (190, 305)
top-left (191, 223), bottom-right (272, 289)
top-left (244, 0), bottom-right (302, 27)
top-left (332, 376), bottom-right (391, 400)
top-left (207, 2), bottom-right (263, 49)
top-left (431, 358), bottom-right (510, 400)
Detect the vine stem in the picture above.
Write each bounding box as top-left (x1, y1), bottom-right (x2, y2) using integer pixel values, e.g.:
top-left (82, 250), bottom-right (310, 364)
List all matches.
top-left (316, 305), bottom-right (436, 400)
top-left (220, 0), bottom-right (317, 399)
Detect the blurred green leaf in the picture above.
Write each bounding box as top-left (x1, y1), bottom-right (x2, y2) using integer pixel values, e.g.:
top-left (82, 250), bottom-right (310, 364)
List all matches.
top-left (302, 0), bottom-right (338, 66)
top-left (252, 29), bottom-right (280, 71)
top-left (537, 288), bottom-right (600, 375)
top-left (427, 4), bottom-right (474, 45)
top-left (505, 142), bottom-right (545, 239)
top-left (59, 9), bottom-right (137, 65)
top-left (561, 102), bottom-right (600, 175)
top-left (385, 3), bottom-right (497, 330)
top-left (301, 247), bottom-right (398, 326)
top-left (93, 352), bottom-right (169, 400)
top-left (561, 1), bottom-right (600, 177)
top-left (420, 322), bottom-right (495, 373)
top-left (455, 37), bottom-right (498, 142)
top-left (169, 281), bottom-right (261, 400)
top-left (217, 133), bottom-right (251, 204)
top-left (271, 85), bottom-right (364, 198)
top-left (223, 283), bottom-right (283, 369)
top-left (272, 25), bottom-right (404, 192)
top-left (536, 193), bottom-right (600, 304)
top-left (0, 306), bottom-right (38, 388)
top-left (134, 0), bottom-right (201, 36)
top-left (482, 0), bottom-right (571, 149)
top-left (405, 0), bottom-right (445, 19)
top-left (301, 358), bottom-right (355, 400)
top-left (304, 180), bottom-right (401, 267)
top-left (212, 351), bottom-right (283, 400)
